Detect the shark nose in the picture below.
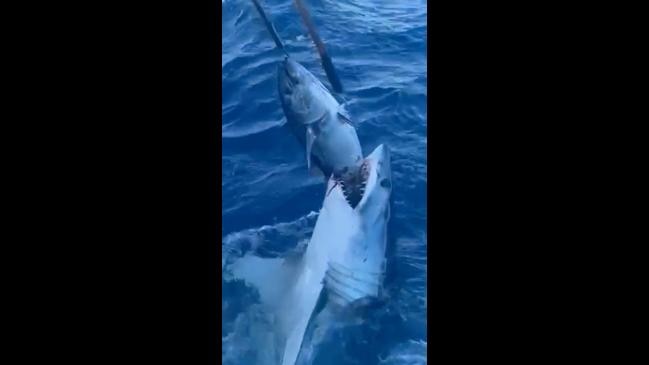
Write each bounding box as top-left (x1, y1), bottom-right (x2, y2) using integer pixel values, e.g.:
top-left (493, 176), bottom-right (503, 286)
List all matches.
top-left (373, 144), bottom-right (391, 177)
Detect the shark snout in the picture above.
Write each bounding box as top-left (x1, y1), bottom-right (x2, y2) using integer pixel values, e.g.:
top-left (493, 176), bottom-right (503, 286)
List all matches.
top-left (370, 144), bottom-right (392, 191)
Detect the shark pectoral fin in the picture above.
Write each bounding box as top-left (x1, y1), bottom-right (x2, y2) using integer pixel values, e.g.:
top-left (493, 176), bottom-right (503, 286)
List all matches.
top-left (306, 126), bottom-right (317, 170)
top-left (281, 316), bottom-right (310, 365)
top-left (228, 255), bottom-right (299, 309)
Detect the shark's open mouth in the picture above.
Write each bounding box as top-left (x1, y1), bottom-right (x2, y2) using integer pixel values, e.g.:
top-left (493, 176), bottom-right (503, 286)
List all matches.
top-left (334, 160), bottom-right (370, 209)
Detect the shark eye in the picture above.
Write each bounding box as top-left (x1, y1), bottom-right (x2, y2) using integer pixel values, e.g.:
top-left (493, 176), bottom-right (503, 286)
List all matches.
top-left (380, 178), bottom-right (391, 189)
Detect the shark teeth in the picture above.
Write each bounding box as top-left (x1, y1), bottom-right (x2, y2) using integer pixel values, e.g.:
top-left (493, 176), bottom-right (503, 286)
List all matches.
top-left (335, 161), bottom-right (370, 209)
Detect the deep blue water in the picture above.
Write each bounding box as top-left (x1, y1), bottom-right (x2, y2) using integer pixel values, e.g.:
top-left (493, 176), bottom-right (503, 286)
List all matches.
top-left (222, 0), bottom-right (427, 364)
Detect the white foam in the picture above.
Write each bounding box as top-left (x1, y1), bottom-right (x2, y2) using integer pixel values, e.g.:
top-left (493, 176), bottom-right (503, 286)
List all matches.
top-left (222, 211), bottom-right (318, 271)
top-left (379, 339), bottom-right (428, 365)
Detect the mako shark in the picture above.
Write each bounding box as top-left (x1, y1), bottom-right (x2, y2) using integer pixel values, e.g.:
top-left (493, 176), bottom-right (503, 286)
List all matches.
top-left (250, 0), bottom-right (367, 208)
top-left (228, 143), bottom-right (391, 365)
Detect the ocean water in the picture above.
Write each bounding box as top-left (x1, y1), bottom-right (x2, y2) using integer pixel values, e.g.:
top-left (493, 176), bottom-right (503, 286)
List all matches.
top-left (222, 0), bottom-right (427, 364)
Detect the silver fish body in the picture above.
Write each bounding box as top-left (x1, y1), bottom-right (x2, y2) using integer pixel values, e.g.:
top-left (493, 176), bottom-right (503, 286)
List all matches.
top-left (278, 58), bottom-right (366, 206)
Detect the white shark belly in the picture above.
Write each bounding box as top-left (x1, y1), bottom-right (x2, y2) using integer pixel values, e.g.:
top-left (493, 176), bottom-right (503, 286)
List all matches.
top-left (280, 188), bottom-right (359, 365)
top-left (282, 144), bottom-right (391, 364)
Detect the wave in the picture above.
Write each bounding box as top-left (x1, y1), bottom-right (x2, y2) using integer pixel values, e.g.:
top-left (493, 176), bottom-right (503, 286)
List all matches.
top-left (378, 339), bottom-right (427, 365)
top-left (222, 0), bottom-right (427, 363)
top-left (222, 117), bottom-right (286, 139)
top-left (222, 211), bottom-right (318, 271)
